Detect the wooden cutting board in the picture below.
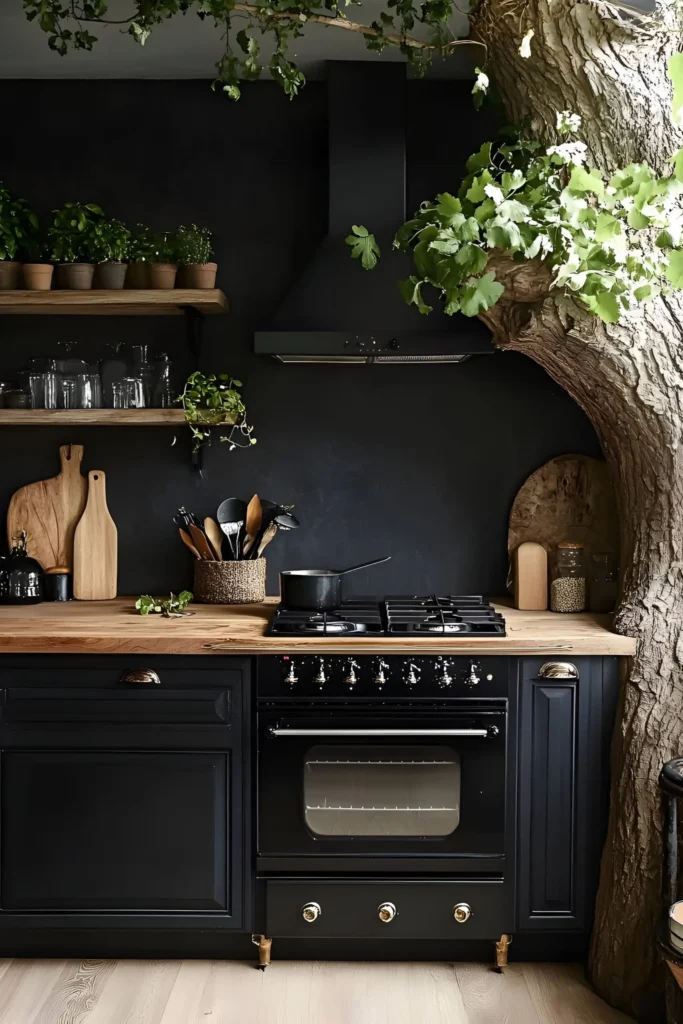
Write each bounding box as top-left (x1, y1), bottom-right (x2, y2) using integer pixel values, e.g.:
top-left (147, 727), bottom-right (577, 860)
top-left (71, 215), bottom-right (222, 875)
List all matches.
top-left (73, 470), bottom-right (118, 600)
top-left (507, 454), bottom-right (619, 589)
top-left (7, 444), bottom-right (88, 571)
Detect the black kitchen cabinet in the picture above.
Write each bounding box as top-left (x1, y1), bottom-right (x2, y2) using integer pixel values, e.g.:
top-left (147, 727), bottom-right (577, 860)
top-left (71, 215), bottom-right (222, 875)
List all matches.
top-left (516, 656), bottom-right (619, 933)
top-left (0, 656), bottom-right (251, 931)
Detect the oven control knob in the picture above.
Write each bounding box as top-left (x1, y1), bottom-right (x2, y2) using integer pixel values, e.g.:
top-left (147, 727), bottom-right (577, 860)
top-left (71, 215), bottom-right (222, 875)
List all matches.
top-left (378, 902), bottom-right (397, 923)
top-left (436, 659), bottom-right (453, 689)
top-left (314, 658), bottom-right (326, 688)
top-left (302, 902), bottom-right (322, 923)
top-left (283, 660), bottom-right (298, 686)
top-left (373, 660), bottom-right (390, 688)
top-left (344, 658), bottom-right (360, 688)
top-left (404, 663), bottom-right (421, 687)
top-left (453, 903), bottom-right (472, 924)
top-left (465, 662), bottom-right (481, 688)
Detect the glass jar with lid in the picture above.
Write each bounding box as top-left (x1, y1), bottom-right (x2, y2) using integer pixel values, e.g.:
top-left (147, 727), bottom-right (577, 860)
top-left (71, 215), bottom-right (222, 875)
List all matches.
top-left (550, 542), bottom-right (586, 613)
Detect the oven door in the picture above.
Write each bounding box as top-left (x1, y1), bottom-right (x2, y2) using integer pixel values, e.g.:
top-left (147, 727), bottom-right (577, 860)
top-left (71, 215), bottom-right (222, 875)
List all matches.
top-left (258, 707), bottom-right (506, 873)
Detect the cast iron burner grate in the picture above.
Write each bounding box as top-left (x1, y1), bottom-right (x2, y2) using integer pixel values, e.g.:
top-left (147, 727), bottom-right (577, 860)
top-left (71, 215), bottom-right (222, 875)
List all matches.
top-left (268, 595), bottom-right (505, 637)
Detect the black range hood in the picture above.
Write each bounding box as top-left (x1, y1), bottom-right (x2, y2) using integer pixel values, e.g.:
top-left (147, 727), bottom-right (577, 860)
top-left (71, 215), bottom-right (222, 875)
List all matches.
top-left (254, 61), bottom-right (494, 365)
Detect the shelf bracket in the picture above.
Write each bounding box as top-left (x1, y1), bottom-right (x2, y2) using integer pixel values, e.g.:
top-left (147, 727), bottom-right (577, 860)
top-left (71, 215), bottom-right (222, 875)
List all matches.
top-left (182, 306), bottom-right (205, 368)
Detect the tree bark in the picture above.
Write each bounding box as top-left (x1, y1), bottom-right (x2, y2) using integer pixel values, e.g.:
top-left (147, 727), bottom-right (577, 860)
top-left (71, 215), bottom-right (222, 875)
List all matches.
top-left (470, 2), bottom-right (683, 1018)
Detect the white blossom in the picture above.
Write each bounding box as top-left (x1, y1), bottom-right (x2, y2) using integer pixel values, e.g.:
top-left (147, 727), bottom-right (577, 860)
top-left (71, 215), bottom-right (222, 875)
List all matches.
top-left (547, 141), bottom-right (588, 165)
top-left (483, 184), bottom-right (505, 205)
top-left (474, 68), bottom-right (489, 92)
top-left (519, 28), bottom-right (534, 58)
top-left (556, 110), bottom-right (582, 135)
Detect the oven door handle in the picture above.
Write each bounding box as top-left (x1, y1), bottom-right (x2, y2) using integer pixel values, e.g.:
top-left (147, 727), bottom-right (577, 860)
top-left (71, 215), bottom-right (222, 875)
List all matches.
top-left (268, 726), bottom-right (499, 738)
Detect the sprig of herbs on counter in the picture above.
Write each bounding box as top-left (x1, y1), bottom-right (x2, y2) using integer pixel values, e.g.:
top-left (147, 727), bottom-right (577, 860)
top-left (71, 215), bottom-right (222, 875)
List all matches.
top-left (135, 591), bottom-right (194, 617)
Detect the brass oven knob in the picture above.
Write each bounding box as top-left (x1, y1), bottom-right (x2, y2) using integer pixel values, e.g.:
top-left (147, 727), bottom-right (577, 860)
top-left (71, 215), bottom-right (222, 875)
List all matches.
top-left (378, 902), bottom-right (397, 923)
top-left (453, 903), bottom-right (472, 924)
top-left (302, 902), bottom-right (321, 923)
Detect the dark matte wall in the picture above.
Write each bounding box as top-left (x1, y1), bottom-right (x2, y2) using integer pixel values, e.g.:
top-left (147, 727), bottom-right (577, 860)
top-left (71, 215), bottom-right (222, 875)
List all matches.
top-left (0, 79), bottom-right (601, 597)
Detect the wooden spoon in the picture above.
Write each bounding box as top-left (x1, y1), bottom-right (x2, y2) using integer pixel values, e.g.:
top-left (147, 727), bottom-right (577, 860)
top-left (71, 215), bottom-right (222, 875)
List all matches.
top-left (243, 494), bottom-right (263, 556)
top-left (189, 523), bottom-right (216, 561)
top-left (179, 528), bottom-right (201, 560)
top-left (204, 517), bottom-right (223, 560)
top-left (256, 522), bottom-right (277, 557)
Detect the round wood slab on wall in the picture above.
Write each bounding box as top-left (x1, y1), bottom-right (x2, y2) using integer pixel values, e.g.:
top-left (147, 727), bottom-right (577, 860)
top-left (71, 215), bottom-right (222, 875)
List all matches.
top-left (508, 454), bottom-right (619, 578)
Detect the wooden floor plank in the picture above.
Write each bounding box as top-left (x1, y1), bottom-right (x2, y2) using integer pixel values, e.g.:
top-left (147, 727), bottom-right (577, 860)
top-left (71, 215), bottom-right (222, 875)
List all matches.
top-left (0, 959), bottom-right (635, 1024)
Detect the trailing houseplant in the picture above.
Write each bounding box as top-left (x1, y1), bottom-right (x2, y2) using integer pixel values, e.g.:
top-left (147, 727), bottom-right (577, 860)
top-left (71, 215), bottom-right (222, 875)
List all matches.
top-left (47, 202), bottom-right (107, 289)
top-left (175, 224), bottom-right (217, 288)
top-left (149, 230), bottom-right (179, 289)
top-left (91, 217), bottom-right (131, 289)
top-left (0, 183), bottom-right (39, 289)
top-left (125, 223), bottom-right (154, 288)
top-left (177, 371), bottom-right (256, 453)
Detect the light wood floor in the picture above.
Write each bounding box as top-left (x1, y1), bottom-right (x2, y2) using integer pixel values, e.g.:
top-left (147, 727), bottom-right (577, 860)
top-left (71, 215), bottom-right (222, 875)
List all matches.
top-left (0, 959), bottom-right (635, 1023)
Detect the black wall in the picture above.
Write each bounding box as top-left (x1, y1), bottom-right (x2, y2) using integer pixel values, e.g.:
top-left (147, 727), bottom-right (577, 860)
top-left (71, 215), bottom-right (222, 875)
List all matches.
top-left (0, 78), bottom-right (601, 597)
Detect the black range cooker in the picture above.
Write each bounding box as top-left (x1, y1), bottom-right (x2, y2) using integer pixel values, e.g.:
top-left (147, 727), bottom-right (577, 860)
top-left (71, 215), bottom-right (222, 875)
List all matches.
top-left (255, 596), bottom-right (514, 962)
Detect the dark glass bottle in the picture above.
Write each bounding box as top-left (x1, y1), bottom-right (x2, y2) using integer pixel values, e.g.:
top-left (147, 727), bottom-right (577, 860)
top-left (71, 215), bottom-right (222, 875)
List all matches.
top-left (2, 534), bottom-right (43, 604)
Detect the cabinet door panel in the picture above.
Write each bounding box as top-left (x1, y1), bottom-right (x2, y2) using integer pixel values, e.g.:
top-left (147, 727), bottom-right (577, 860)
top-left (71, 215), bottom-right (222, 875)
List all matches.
top-left (1, 751), bottom-right (230, 913)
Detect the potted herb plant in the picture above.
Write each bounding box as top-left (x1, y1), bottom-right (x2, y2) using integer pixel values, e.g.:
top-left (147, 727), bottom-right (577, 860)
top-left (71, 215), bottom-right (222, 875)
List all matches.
top-left (149, 230), bottom-right (178, 289)
top-left (48, 202), bottom-right (107, 290)
top-left (92, 217), bottom-right (131, 289)
top-left (176, 224), bottom-right (217, 288)
top-left (22, 233), bottom-right (54, 290)
top-left (178, 371), bottom-right (257, 452)
top-left (0, 183), bottom-right (39, 290)
top-left (125, 223), bottom-right (154, 289)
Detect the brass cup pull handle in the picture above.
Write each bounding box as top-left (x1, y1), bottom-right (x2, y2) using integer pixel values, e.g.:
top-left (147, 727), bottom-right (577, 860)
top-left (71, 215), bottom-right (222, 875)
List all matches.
top-left (453, 903), bottom-right (472, 924)
top-left (378, 902), bottom-right (397, 923)
top-left (120, 669), bottom-right (161, 686)
top-left (302, 902), bottom-right (321, 923)
top-left (538, 661), bottom-right (578, 680)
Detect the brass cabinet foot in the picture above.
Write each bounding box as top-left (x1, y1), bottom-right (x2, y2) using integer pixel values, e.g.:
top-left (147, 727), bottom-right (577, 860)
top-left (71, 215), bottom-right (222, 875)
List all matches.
top-left (493, 933), bottom-right (512, 973)
top-left (252, 933), bottom-right (272, 970)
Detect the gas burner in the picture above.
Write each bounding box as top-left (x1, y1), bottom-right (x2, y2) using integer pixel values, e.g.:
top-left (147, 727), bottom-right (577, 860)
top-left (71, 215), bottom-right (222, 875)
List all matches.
top-left (268, 595), bottom-right (505, 638)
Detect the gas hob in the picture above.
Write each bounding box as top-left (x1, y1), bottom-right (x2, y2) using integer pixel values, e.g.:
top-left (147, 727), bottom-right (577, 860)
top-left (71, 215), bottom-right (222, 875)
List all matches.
top-left (268, 595), bottom-right (506, 637)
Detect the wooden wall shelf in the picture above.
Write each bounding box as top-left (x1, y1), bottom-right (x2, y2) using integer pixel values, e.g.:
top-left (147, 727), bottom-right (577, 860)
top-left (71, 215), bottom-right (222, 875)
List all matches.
top-left (0, 290), bottom-right (228, 316)
top-left (0, 409), bottom-right (186, 426)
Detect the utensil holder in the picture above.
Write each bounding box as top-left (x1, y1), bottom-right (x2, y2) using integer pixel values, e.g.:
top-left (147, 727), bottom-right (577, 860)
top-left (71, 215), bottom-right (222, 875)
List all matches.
top-left (194, 559), bottom-right (266, 604)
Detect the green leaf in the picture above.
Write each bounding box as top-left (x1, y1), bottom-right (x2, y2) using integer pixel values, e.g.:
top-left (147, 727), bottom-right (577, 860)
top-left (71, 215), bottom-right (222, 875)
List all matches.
top-left (669, 52), bottom-right (683, 123)
top-left (436, 193), bottom-right (462, 224)
top-left (345, 225), bottom-right (380, 270)
top-left (465, 143), bottom-right (492, 174)
top-left (581, 290), bottom-right (620, 323)
top-left (568, 166), bottom-right (604, 195)
top-left (459, 271), bottom-right (504, 317)
top-left (454, 243), bottom-right (488, 275)
top-left (627, 207), bottom-right (650, 229)
top-left (595, 212), bottom-right (621, 242)
top-left (466, 169), bottom-right (494, 204)
top-left (399, 276), bottom-right (433, 314)
top-left (666, 250), bottom-right (683, 288)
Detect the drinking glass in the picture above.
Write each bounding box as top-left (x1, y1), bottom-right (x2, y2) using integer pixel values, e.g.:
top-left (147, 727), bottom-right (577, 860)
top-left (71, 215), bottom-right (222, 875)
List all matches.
top-left (76, 373), bottom-right (94, 409)
top-left (123, 376), bottom-right (145, 409)
top-left (112, 382), bottom-right (128, 409)
top-left (59, 378), bottom-right (76, 410)
top-left (42, 372), bottom-right (58, 410)
top-left (88, 373), bottom-right (103, 409)
top-left (28, 374), bottom-right (44, 409)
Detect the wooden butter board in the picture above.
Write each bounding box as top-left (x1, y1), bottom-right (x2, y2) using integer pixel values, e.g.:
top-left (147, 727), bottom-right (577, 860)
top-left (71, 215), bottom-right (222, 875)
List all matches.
top-left (73, 470), bottom-right (118, 600)
top-left (6, 444), bottom-right (88, 571)
top-left (507, 454), bottom-right (619, 591)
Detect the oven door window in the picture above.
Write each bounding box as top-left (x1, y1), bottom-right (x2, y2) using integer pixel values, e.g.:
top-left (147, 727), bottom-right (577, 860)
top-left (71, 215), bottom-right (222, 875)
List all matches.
top-left (304, 744), bottom-right (460, 837)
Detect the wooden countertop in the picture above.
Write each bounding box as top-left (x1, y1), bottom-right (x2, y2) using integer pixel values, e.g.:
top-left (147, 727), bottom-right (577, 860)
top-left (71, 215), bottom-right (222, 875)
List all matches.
top-left (0, 598), bottom-right (637, 656)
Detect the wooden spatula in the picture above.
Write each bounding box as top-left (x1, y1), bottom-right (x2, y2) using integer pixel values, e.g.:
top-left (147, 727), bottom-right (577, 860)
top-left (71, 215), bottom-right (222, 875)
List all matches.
top-left (243, 494), bottom-right (262, 557)
top-left (179, 528), bottom-right (201, 559)
top-left (189, 523), bottom-right (215, 561)
top-left (204, 517), bottom-right (223, 560)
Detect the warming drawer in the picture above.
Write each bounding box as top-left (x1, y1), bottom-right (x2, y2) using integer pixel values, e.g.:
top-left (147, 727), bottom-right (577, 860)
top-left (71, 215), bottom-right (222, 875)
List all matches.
top-left (265, 879), bottom-right (510, 939)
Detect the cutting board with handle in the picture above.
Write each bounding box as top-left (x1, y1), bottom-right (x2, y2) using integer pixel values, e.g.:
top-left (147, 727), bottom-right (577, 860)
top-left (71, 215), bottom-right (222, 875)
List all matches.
top-left (7, 444), bottom-right (88, 571)
top-left (73, 470), bottom-right (118, 600)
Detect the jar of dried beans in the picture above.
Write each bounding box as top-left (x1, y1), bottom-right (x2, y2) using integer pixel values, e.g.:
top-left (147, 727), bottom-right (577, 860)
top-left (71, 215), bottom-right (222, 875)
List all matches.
top-left (550, 542), bottom-right (586, 613)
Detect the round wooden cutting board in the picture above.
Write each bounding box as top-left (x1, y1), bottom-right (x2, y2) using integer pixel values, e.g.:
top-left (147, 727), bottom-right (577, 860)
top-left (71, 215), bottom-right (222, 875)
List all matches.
top-left (507, 454), bottom-right (620, 586)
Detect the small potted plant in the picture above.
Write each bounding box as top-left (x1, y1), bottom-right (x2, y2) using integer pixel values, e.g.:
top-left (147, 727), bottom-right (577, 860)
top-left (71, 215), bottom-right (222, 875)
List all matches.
top-left (0, 183), bottom-right (39, 289)
top-left (176, 224), bottom-right (217, 288)
top-left (92, 217), bottom-right (131, 289)
top-left (149, 230), bottom-right (178, 289)
top-left (125, 223), bottom-right (154, 289)
top-left (22, 233), bottom-right (54, 290)
top-left (178, 371), bottom-right (257, 453)
top-left (48, 202), bottom-right (107, 290)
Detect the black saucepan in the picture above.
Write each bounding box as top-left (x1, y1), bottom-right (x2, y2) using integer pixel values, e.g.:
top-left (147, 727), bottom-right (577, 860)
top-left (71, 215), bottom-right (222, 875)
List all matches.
top-left (280, 557), bottom-right (391, 611)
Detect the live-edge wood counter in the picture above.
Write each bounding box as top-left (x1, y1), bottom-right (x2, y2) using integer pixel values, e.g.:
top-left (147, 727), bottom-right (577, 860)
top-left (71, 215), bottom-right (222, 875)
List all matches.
top-left (0, 597), bottom-right (637, 656)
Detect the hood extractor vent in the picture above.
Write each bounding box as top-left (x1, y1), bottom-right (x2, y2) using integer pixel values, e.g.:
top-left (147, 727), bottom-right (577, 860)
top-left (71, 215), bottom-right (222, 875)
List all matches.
top-left (253, 59), bottom-right (493, 364)
top-left (254, 61), bottom-right (494, 365)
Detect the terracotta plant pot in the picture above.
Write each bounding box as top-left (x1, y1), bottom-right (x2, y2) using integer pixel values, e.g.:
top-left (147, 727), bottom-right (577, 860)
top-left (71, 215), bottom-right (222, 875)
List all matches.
top-left (184, 262), bottom-right (218, 289)
top-left (125, 262), bottom-right (149, 289)
top-left (57, 263), bottom-right (95, 290)
top-left (0, 261), bottom-right (22, 290)
top-left (149, 263), bottom-right (178, 289)
top-left (23, 264), bottom-right (54, 291)
top-left (95, 262), bottom-right (127, 289)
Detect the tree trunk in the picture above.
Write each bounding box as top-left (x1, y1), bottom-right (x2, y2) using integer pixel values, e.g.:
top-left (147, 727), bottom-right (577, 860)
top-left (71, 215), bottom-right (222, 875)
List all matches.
top-left (469, 2), bottom-right (683, 1018)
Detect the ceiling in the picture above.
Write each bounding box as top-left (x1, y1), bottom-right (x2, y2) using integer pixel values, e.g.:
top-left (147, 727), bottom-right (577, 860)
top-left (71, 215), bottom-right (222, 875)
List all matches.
top-left (0, 2), bottom-right (475, 80)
